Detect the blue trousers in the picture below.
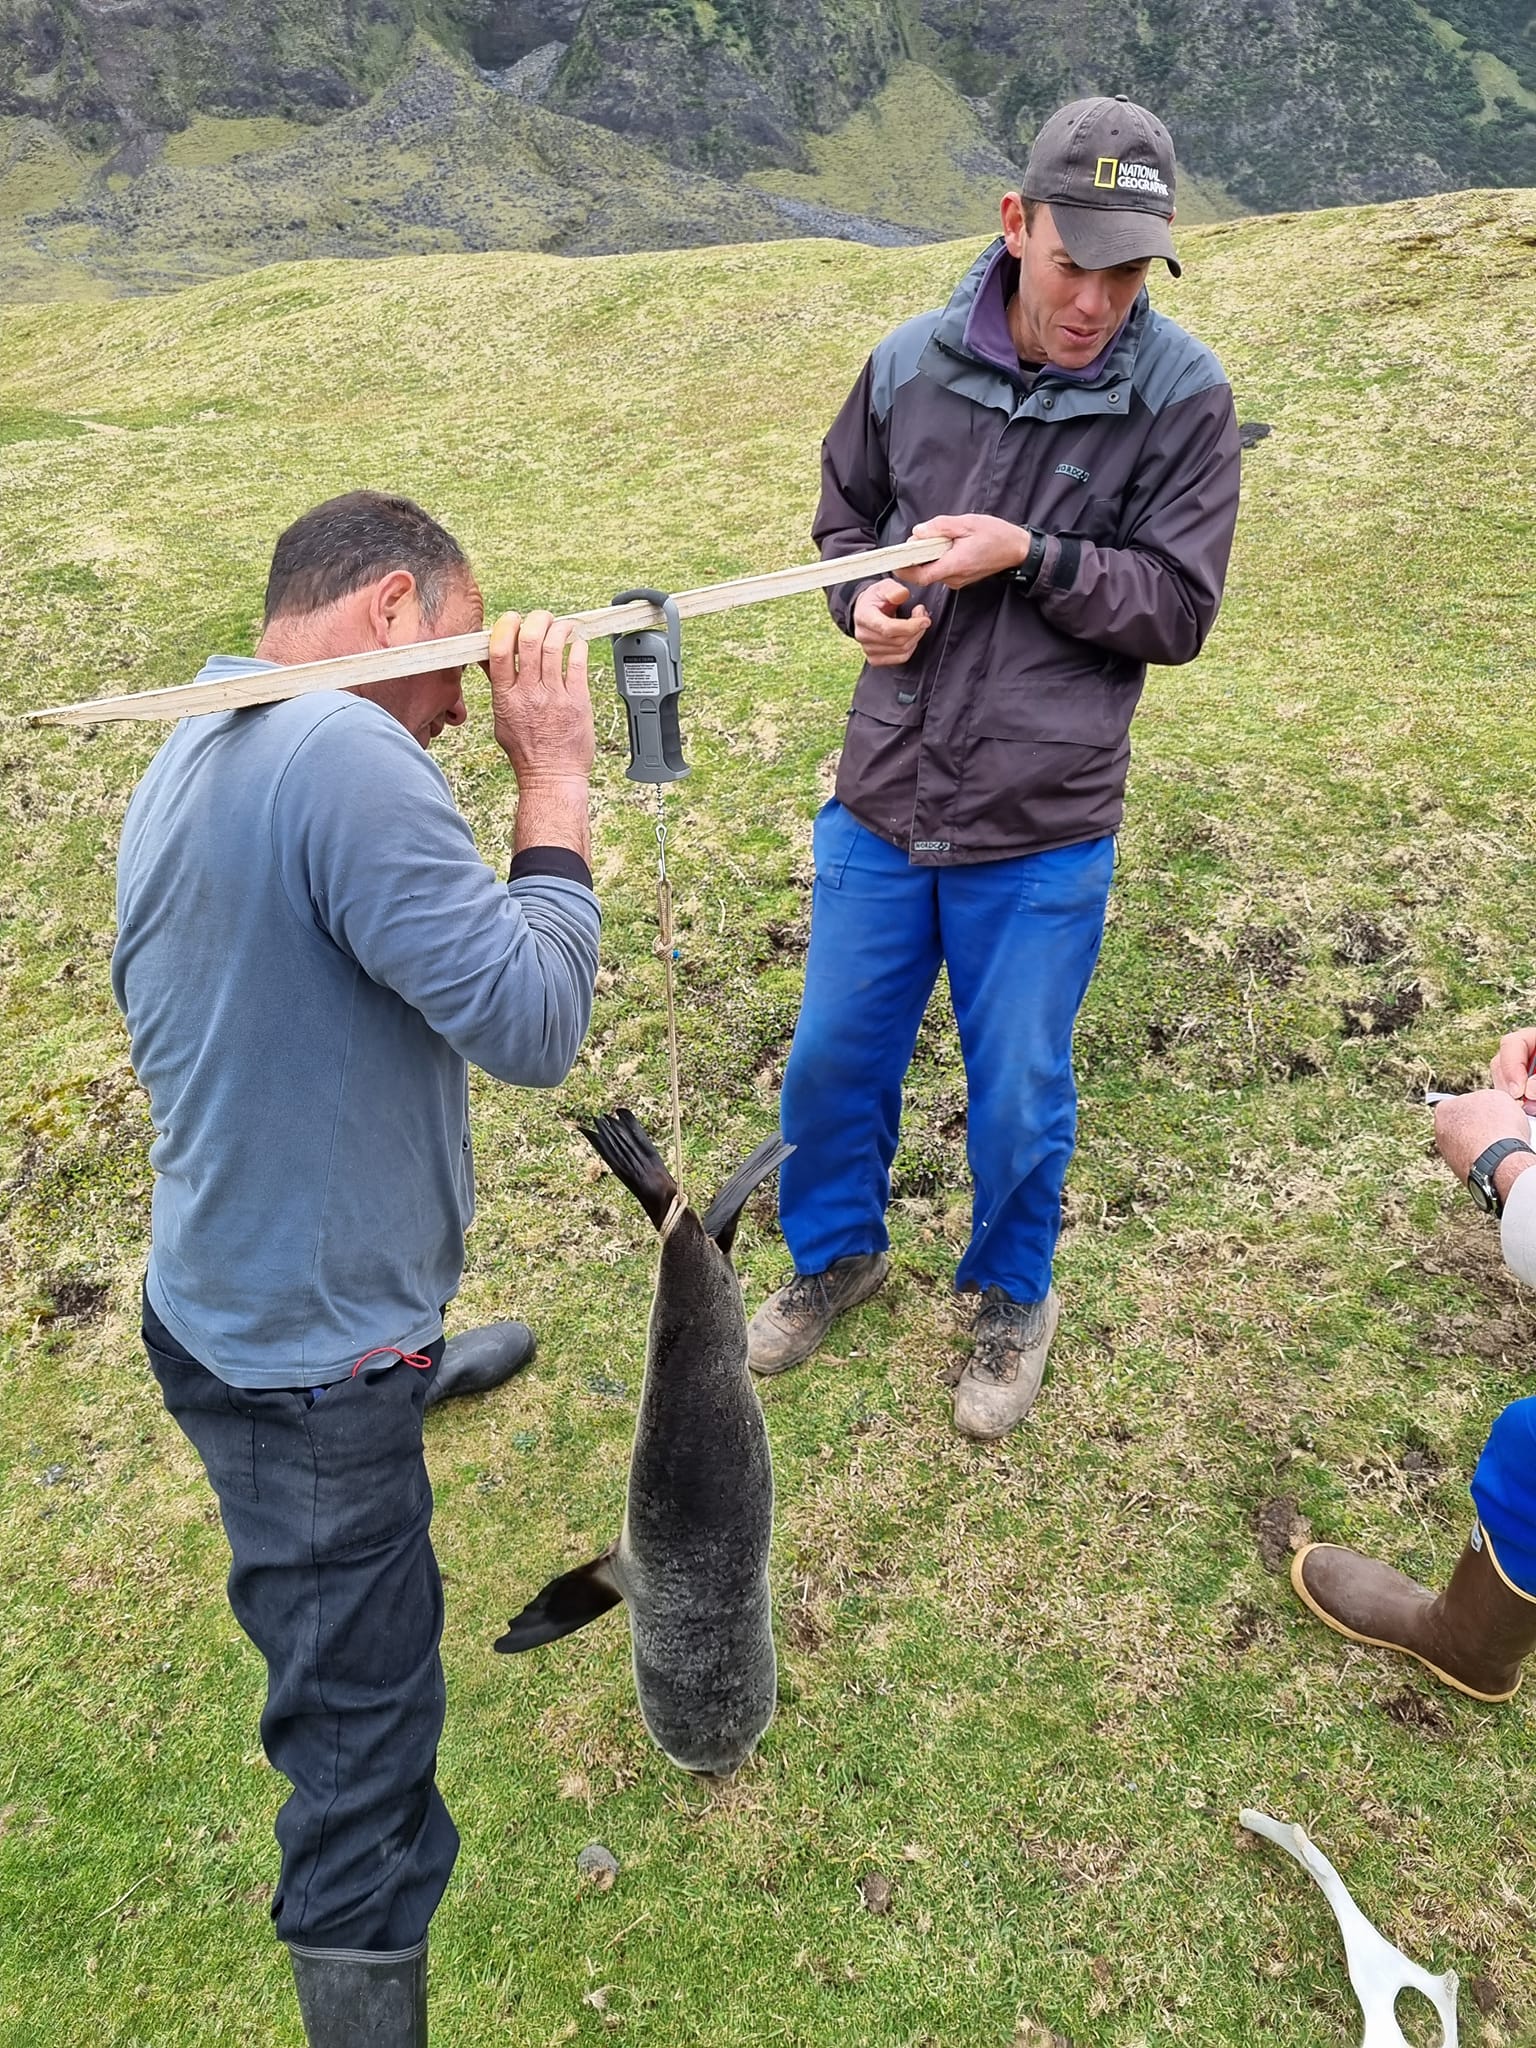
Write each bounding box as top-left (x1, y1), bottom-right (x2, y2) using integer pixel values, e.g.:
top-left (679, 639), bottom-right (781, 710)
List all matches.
top-left (1472, 1396), bottom-right (1536, 1599)
top-left (779, 803), bottom-right (1115, 1302)
top-left (143, 1291), bottom-right (459, 1950)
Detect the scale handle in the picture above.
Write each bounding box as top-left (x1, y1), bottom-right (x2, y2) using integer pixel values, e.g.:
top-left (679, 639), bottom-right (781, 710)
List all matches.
top-left (626, 697), bottom-right (688, 783)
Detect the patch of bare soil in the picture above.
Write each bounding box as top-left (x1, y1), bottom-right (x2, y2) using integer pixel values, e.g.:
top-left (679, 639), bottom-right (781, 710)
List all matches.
top-left (1224, 1603), bottom-right (1273, 1653)
top-left (1381, 1686), bottom-right (1453, 1736)
top-left (1231, 923), bottom-right (1303, 987)
top-left (39, 1272), bottom-right (112, 1322)
top-left (1254, 1496), bottom-right (1312, 1573)
top-left (1333, 912), bottom-right (1404, 965)
top-left (1341, 980), bottom-right (1426, 1039)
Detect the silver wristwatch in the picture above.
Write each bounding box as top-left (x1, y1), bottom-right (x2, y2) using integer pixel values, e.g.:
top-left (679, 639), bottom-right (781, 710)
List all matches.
top-left (1468, 1138), bottom-right (1535, 1216)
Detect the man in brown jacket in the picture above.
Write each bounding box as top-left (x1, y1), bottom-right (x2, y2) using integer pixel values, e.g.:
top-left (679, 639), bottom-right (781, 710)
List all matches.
top-left (748, 96), bottom-right (1242, 1436)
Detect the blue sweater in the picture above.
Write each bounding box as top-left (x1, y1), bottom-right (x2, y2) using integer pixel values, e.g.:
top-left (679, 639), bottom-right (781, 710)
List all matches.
top-left (113, 659), bottom-right (602, 1387)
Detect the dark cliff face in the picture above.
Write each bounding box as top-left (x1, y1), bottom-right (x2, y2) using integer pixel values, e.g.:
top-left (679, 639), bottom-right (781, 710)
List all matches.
top-left (459, 0), bottom-right (587, 71)
top-left (0, 0), bottom-right (419, 148)
top-left (919, 0), bottom-right (1536, 209)
top-left (0, 0), bottom-right (908, 170)
top-left (1, 0), bottom-right (1531, 218)
top-left (543, 0), bottom-right (908, 175)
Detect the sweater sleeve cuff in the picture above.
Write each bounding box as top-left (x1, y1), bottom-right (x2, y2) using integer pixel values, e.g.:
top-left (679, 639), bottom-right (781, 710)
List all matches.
top-left (508, 846), bottom-right (594, 890)
top-left (1500, 1166), bottom-right (1536, 1287)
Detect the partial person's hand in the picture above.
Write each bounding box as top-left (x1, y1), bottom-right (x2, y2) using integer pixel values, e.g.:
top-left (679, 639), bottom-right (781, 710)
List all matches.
top-left (488, 611), bottom-right (595, 787)
top-left (907, 514), bottom-right (1032, 590)
top-left (852, 578), bottom-right (932, 668)
top-left (1490, 1027), bottom-right (1536, 1104)
top-left (1433, 1089), bottom-right (1533, 1187)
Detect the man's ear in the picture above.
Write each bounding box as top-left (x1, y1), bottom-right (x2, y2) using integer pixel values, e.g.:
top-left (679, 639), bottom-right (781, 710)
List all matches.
top-left (371, 569), bottom-right (421, 645)
top-left (1001, 191), bottom-right (1027, 256)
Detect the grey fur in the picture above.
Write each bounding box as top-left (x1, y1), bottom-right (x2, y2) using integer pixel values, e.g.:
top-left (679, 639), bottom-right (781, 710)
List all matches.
top-left (615, 1200), bottom-right (777, 1775)
top-left (498, 1116), bottom-right (784, 1778)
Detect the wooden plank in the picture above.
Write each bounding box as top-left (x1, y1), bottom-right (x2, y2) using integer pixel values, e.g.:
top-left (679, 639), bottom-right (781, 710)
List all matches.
top-left (26, 537), bottom-right (951, 726)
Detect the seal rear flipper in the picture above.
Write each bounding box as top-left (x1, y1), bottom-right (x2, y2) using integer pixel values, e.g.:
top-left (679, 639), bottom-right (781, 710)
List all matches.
top-left (702, 1133), bottom-right (794, 1255)
top-left (493, 1549), bottom-right (623, 1653)
top-left (581, 1109), bottom-right (677, 1232)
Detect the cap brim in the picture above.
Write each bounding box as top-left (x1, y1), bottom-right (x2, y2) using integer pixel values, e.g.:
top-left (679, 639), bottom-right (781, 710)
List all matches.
top-left (1050, 202), bottom-right (1182, 278)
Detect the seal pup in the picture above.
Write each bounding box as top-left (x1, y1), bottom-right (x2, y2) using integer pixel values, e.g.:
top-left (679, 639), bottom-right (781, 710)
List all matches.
top-left (495, 1109), bottom-right (790, 1778)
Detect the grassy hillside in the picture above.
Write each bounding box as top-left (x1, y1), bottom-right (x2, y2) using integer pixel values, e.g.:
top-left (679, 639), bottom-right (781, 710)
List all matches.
top-left (3, 189), bottom-right (1536, 2045)
top-left (0, 39), bottom-right (797, 302)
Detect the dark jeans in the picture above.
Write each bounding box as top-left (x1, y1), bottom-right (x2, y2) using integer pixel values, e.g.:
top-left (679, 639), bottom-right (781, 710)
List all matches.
top-left (143, 1291), bottom-right (460, 1950)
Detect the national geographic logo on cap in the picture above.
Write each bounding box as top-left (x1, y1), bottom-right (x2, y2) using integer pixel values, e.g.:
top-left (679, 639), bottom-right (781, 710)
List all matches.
top-left (1093, 156), bottom-right (1171, 201)
top-left (1023, 95), bottom-right (1182, 275)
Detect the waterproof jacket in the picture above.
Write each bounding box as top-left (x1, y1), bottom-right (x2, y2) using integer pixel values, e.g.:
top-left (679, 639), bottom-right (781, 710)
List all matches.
top-left (815, 238), bottom-right (1241, 863)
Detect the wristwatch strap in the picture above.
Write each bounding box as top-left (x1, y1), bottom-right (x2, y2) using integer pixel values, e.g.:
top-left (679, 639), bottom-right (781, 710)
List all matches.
top-left (1468, 1137), bottom-right (1535, 1216)
top-left (1012, 529), bottom-right (1049, 593)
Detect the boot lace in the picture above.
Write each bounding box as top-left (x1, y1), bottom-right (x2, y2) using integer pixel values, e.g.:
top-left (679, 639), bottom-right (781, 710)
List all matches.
top-left (971, 1290), bottom-right (1047, 1383)
top-left (777, 1269), bottom-right (831, 1324)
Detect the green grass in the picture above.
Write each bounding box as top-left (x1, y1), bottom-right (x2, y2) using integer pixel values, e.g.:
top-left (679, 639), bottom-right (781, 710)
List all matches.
top-left (0, 117), bottom-right (97, 222)
top-left (749, 62), bottom-right (1022, 237)
top-left (1417, 7), bottom-right (1536, 116)
top-left (3, 189), bottom-right (1536, 2045)
top-left (157, 116), bottom-right (314, 170)
top-left (751, 67), bottom-right (1244, 236)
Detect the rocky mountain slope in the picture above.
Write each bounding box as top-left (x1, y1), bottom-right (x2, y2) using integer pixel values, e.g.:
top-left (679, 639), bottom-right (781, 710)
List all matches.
top-left (1, 0), bottom-right (1533, 298)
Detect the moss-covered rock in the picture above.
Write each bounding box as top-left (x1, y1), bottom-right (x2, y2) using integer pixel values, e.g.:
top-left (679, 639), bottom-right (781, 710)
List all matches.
top-left (919, 0), bottom-right (1536, 210)
top-left (545, 0), bottom-right (908, 175)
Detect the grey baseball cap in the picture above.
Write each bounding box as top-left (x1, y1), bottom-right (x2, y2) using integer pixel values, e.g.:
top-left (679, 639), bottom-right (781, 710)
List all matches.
top-left (1022, 95), bottom-right (1182, 277)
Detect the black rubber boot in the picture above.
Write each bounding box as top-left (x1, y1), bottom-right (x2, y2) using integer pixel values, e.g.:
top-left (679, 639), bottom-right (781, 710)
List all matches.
top-left (423, 1321), bottom-right (536, 1411)
top-left (289, 1937), bottom-right (427, 2045)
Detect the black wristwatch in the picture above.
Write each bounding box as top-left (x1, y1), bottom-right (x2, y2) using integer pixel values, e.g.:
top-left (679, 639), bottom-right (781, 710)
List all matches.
top-left (1467, 1138), bottom-right (1535, 1216)
top-left (1012, 529), bottom-right (1049, 593)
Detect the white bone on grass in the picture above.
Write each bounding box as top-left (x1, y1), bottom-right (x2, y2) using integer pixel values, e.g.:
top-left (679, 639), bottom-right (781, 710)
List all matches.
top-left (1240, 1809), bottom-right (1460, 2048)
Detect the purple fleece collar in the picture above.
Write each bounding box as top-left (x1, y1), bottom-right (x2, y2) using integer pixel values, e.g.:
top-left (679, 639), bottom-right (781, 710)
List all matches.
top-left (961, 243), bottom-right (1128, 385)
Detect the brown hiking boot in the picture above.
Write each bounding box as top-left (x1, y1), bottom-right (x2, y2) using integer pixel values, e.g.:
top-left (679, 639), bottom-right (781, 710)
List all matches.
top-left (746, 1252), bottom-right (890, 1377)
top-left (1291, 1533), bottom-right (1536, 1703)
top-left (953, 1286), bottom-right (1059, 1440)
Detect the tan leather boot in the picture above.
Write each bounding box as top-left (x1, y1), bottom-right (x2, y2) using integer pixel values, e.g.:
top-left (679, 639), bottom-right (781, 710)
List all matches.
top-left (1291, 1531), bottom-right (1536, 1703)
top-left (953, 1286), bottom-right (1059, 1440)
top-left (746, 1253), bottom-right (890, 1376)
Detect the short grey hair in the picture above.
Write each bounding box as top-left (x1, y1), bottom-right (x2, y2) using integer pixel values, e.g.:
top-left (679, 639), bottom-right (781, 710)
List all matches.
top-left (263, 491), bottom-right (469, 627)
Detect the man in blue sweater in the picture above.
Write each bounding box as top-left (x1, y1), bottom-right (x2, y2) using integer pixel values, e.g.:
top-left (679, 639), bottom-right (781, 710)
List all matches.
top-left (112, 491), bottom-right (602, 2045)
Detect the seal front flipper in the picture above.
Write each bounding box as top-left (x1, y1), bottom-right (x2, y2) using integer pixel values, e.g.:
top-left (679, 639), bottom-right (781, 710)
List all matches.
top-left (494, 1549), bottom-right (622, 1653)
top-left (701, 1133), bottom-right (793, 1255)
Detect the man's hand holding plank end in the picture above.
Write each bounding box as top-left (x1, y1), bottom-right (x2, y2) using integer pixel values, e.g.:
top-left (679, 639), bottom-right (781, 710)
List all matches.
top-left (487, 607), bottom-right (596, 863)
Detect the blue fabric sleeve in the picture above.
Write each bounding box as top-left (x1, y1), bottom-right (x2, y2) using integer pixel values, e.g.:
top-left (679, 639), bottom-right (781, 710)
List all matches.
top-left (1471, 1395), bottom-right (1536, 1599)
top-left (271, 700), bottom-right (600, 1086)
